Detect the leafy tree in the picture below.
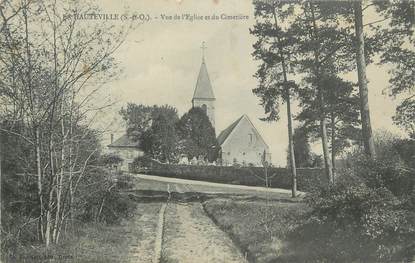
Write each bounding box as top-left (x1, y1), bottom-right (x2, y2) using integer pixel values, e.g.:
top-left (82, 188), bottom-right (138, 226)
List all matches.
top-left (373, 0), bottom-right (414, 95)
top-left (137, 105), bottom-right (180, 163)
top-left (393, 98), bottom-right (415, 138)
top-left (120, 104), bottom-right (180, 162)
top-left (0, 0), bottom-right (130, 247)
top-left (297, 75), bottom-right (361, 174)
top-left (372, 1), bottom-right (415, 138)
top-left (176, 107), bottom-right (219, 162)
top-left (288, 1), bottom-right (357, 184)
top-left (287, 127), bottom-right (324, 168)
top-left (119, 104), bottom-right (154, 141)
top-left (140, 111), bottom-right (178, 163)
top-left (315, 1), bottom-right (414, 158)
top-left (352, 0), bottom-right (377, 158)
top-left (288, 127), bottom-right (313, 168)
top-left (251, 0), bottom-right (299, 197)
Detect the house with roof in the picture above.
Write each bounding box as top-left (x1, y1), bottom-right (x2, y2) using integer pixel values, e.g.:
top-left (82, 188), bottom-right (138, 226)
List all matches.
top-left (107, 134), bottom-right (144, 171)
top-left (191, 45), bottom-right (271, 166)
top-left (217, 115), bottom-right (271, 166)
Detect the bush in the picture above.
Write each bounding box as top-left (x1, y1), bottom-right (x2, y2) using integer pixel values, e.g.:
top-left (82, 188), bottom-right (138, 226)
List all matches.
top-left (76, 168), bottom-right (136, 224)
top-left (341, 132), bottom-right (415, 197)
top-left (299, 183), bottom-right (413, 261)
top-left (115, 173), bottom-right (135, 189)
top-left (132, 155), bottom-right (154, 170)
top-left (131, 159), bottom-right (325, 191)
top-left (296, 133), bottom-right (415, 261)
top-left (100, 153), bottom-right (123, 166)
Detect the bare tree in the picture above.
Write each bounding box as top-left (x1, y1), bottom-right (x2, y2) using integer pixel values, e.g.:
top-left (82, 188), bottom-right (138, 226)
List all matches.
top-left (0, 0), bottom-right (132, 246)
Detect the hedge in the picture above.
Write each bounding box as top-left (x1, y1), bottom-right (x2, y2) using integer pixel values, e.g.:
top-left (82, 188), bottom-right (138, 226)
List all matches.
top-left (132, 161), bottom-right (326, 192)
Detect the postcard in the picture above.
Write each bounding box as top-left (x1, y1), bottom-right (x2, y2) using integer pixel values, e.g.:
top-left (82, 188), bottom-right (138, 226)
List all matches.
top-left (1, 0), bottom-right (414, 262)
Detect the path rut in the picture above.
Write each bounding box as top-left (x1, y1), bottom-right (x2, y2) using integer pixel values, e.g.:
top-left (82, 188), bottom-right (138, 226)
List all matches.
top-left (127, 203), bottom-right (161, 263)
top-left (162, 202), bottom-right (246, 263)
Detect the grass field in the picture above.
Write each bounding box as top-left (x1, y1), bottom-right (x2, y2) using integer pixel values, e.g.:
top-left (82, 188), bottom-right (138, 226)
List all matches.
top-left (203, 197), bottom-right (400, 262)
top-left (203, 198), bottom-right (310, 263)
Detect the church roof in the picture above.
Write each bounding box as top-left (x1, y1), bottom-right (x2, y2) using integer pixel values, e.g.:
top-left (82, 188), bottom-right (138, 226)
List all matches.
top-left (192, 60), bottom-right (215, 100)
top-left (217, 115), bottom-right (269, 148)
top-left (217, 115), bottom-right (244, 145)
top-left (108, 134), bottom-right (140, 148)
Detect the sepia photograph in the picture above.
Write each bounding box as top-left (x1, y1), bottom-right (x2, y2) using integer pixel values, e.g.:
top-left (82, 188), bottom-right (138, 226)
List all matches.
top-left (0, 0), bottom-right (414, 262)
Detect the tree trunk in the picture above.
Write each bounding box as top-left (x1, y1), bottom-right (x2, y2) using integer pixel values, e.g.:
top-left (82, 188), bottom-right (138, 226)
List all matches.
top-left (45, 138), bottom-right (55, 247)
top-left (68, 91), bottom-right (75, 230)
top-left (272, 9), bottom-right (297, 197)
top-left (35, 127), bottom-right (44, 242)
top-left (0, 125), bottom-right (2, 235)
top-left (264, 163), bottom-right (268, 188)
top-left (53, 106), bottom-right (65, 243)
top-left (309, 2), bottom-right (333, 186)
top-left (319, 104), bottom-right (333, 185)
top-left (354, 1), bottom-right (376, 158)
top-left (23, 0), bottom-right (44, 242)
top-left (330, 113), bottom-right (336, 180)
top-left (96, 197), bottom-right (106, 222)
top-left (52, 13), bottom-right (62, 243)
top-left (286, 91), bottom-right (297, 197)
top-left (45, 204), bottom-right (52, 246)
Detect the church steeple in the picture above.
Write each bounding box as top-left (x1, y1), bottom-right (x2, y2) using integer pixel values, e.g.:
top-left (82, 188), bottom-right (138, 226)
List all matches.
top-left (192, 42), bottom-right (216, 128)
top-left (192, 59), bottom-right (215, 100)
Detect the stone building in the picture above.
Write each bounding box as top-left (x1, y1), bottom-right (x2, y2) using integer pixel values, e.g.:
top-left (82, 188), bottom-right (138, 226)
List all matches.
top-left (107, 134), bottom-right (144, 171)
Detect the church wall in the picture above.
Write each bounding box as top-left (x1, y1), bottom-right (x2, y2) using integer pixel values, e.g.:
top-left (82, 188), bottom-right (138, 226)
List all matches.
top-left (193, 99), bottom-right (215, 128)
top-left (220, 117), bottom-right (271, 166)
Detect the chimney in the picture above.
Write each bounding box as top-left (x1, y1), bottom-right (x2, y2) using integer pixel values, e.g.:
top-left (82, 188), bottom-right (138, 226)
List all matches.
top-left (110, 134), bottom-right (114, 144)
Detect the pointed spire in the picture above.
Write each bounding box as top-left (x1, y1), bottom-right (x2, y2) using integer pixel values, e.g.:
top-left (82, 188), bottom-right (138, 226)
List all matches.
top-left (192, 43), bottom-right (215, 100)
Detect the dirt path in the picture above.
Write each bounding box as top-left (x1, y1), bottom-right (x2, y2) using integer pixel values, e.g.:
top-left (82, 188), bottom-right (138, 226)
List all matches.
top-left (162, 202), bottom-right (247, 263)
top-left (127, 203), bottom-right (161, 263)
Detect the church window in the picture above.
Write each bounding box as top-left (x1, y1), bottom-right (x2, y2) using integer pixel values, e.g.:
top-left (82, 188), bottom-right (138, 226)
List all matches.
top-left (249, 132), bottom-right (256, 145)
top-left (201, 104), bottom-right (207, 115)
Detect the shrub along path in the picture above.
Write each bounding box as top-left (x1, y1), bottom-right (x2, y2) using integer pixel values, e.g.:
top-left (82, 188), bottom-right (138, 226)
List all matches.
top-left (161, 202), bottom-right (247, 263)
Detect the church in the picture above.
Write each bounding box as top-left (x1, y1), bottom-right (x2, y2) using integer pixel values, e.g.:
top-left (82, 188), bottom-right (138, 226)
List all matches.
top-left (109, 44), bottom-right (272, 168)
top-left (192, 46), bottom-right (271, 167)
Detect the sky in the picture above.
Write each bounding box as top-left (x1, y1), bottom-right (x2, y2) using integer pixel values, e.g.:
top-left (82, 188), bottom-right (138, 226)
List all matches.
top-left (91, 0), bottom-right (405, 166)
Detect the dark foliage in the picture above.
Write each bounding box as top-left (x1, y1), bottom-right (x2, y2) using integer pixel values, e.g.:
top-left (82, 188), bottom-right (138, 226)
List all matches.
top-left (100, 153), bottom-right (123, 166)
top-left (77, 169), bottom-right (136, 224)
top-left (176, 107), bottom-right (219, 162)
top-left (393, 97), bottom-right (415, 138)
top-left (1, 124), bottom-right (136, 253)
top-left (120, 104), bottom-right (180, 163)
top-left (291, 134), bottom-right (415, 261)
top-left (132, 160), bottom-right (325, 192)
top-left (287, 127), bottom-right (323, 168)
